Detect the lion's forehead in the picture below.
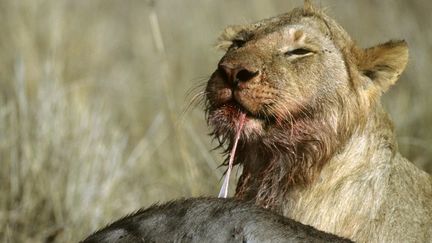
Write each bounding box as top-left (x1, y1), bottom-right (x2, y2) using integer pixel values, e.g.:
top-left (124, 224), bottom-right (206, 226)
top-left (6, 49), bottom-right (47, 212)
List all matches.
top-left (252, 11), bottom-right (329, 34)
top-left (247, 20), bottom-right (332, 51)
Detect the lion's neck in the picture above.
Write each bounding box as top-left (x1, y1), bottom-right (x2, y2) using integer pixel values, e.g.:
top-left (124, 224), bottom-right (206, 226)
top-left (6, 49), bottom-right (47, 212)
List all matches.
top-left (310, 107), bottom-right (396, 188)
top-left (280, 107), bottom-right (397, 238)
top-left (234, 111), bottom-right (344, 211)
top-left (234, 105), bottom-right (397, 212)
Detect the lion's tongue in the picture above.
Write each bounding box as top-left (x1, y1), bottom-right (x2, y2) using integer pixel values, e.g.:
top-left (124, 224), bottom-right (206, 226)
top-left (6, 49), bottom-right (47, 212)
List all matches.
top-left (218, 112), bottom-right (246, 198)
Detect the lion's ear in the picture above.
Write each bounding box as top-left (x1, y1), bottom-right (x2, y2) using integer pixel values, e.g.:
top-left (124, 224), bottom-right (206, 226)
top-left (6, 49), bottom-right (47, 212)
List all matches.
top-left (358, 40), bottom-right (409, 92)
top-left (215, 25), bottom-right (247, 51)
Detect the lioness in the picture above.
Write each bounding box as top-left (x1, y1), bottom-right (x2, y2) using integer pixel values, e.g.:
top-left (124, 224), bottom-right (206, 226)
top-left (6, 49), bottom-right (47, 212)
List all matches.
top-left (205, 1), bottom-right (432, 242)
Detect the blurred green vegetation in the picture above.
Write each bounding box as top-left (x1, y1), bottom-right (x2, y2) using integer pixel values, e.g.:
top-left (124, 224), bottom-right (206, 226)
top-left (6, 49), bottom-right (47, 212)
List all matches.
top-left (0, 0), bottom-right (430, 242)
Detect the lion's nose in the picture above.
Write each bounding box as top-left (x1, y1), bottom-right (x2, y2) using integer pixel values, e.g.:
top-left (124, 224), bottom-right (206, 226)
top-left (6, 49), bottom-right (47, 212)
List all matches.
top-left (218, 63), bottom-right (260, 86)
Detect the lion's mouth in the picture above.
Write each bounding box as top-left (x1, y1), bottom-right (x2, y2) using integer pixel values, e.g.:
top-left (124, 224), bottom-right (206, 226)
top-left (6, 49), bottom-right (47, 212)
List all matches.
top-left (224, 101), bottom-right (253, 117)
top-left (206, 70), bottom-right (279, 136)
top-left (220, 101), bottom-right (272, 122)
top-left (207, 100), bottom-right (276, 138)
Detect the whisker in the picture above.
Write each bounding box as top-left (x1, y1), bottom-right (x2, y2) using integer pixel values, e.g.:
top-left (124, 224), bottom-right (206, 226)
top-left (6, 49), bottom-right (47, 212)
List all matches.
top-left (185, 79), bottom-right (208, 100)
top-left (180, 90), bottom-right (208, 120)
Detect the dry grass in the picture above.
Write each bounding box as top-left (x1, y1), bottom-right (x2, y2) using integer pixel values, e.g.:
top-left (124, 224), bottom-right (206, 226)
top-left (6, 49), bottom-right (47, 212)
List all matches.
top-left (0, 0), bottom-right (430, 242)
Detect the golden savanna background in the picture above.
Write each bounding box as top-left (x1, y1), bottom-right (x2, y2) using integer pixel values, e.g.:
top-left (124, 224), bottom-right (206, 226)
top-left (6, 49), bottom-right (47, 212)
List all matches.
top-left (1, 0), bottom-right (431, 242)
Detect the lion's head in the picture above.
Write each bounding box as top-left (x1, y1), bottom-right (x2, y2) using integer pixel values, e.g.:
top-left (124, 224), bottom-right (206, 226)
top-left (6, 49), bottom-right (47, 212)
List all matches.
top-left (205, 3), bottom-right (408, 209)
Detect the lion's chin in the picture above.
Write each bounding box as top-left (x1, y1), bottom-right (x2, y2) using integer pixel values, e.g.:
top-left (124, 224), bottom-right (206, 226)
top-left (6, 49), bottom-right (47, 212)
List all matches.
top-left (208, 104), bottom-right (265, 140)
top-left (241, 116), bottom-right (265, 138)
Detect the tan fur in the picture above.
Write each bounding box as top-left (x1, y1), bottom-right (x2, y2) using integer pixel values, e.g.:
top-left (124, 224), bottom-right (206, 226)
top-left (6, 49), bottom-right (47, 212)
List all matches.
top-left (205, 2), bottom-right (432, 242)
